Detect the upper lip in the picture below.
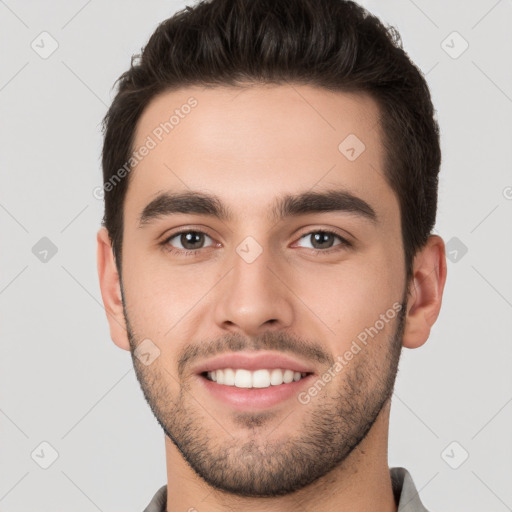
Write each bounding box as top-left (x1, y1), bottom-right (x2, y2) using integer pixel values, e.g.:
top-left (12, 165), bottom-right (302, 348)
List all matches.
top-left (192, 351), bottom-right (317, 375)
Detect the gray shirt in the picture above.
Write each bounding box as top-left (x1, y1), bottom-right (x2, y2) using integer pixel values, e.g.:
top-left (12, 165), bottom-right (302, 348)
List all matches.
top-left (142, 466), bottom-right (431, 511)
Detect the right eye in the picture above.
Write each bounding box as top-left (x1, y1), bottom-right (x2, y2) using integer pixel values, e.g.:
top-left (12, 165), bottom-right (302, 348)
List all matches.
top-left (161, 230), bottom-right (216, 255)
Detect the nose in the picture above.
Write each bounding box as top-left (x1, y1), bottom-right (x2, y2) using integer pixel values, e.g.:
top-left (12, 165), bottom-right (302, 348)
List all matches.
top-left (213, 242), bottom-right (294, 338)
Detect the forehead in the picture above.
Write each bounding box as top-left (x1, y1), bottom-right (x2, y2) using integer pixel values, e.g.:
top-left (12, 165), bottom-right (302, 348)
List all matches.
top-left (126, 84), bottom-right (397, 226)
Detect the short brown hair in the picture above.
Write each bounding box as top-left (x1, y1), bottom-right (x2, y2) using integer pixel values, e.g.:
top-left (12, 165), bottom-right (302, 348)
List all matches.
top-left (101, 0), bottom-right (441, 284)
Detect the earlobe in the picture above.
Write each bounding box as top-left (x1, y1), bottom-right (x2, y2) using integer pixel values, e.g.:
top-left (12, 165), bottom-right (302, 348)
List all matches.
top-left (402, 235), bottom-right (448, 349)
top-left (96, 227), bottom-right (131, 351)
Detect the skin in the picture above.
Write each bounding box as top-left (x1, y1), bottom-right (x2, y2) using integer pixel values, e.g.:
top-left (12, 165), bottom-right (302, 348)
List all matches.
top-left (97, 84), bottom-right (447, 512)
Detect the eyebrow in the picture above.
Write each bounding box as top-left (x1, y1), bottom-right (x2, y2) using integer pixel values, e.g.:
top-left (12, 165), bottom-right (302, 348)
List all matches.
top-left (138, 188), bottom-right (378, 227)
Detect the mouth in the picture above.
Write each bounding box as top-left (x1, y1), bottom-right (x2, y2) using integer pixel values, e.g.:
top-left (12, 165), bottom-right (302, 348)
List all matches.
top-left (201, 368), bottom-right (313, 388)
top-left (193, 352), bottom-right (317, 411)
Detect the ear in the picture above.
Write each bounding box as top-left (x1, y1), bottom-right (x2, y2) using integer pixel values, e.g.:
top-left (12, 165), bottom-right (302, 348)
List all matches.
top-left (96, 227), bottom-right (130, 351)
top-left (402, 234), bottom-right (447, 349)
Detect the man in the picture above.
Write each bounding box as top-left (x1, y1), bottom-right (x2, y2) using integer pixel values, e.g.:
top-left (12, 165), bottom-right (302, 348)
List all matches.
top-left (97, 0), bottom-right (447, 510)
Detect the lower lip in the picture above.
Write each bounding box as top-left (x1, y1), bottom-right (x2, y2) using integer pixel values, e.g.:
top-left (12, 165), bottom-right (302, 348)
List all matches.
top-left (197, 374), bottom-right (315, 411)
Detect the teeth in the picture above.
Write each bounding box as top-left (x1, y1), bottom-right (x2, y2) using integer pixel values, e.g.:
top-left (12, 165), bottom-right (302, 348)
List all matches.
top-left (283, 369), bottom-right (294, 383)
top-left (205, 368), bottom-right (307, 388)
top-left (270, 368), bottom-right (284, 385)
top-left (224, 368), bottom-right (235, 385)
top-left (252, 369), bottom-right (270, 388)
top-left (235, 369), bottom-right (252, 388)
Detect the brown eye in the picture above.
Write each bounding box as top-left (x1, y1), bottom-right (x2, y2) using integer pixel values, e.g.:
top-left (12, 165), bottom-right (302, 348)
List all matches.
top-left (163, 230), bottom-right (214, 253)
top-left (296, 230), bottom-right (351, 251)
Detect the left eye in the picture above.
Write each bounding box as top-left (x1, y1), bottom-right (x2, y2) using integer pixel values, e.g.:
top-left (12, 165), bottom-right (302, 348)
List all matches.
top-left (295, 230), bottom-right (350, 251)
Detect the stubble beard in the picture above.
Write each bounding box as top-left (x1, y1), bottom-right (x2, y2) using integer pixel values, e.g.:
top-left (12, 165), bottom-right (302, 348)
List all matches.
top-left (123, 294), bottom-right (406, 497)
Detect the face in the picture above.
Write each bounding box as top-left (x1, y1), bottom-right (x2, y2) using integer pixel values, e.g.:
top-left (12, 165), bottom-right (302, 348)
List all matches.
top-left (118, 85), bottom-right (408, 496)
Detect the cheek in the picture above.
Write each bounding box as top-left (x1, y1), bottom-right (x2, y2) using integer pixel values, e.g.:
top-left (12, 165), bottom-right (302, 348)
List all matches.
top-left (289, 248), bottom-right (403, 345)
top-left (122, 250), bottom-right (215, 338)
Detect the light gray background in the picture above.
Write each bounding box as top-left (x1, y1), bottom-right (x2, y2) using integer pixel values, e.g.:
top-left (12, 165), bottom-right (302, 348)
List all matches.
top-left (1, 0), bottom-right (511, 511)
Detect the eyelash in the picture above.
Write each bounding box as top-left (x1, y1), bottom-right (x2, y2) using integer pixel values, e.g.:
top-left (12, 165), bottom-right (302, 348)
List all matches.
top-left (160, 228), bottom-right (352, 257)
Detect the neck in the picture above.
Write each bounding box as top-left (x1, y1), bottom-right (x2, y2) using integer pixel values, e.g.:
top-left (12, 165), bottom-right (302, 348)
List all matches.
top-left (165, 400), bottom-right (397, 512)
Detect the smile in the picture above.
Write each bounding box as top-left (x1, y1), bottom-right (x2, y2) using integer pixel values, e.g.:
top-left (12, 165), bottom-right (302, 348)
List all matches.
top-left (204, 368), bottom-right (311, 388)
